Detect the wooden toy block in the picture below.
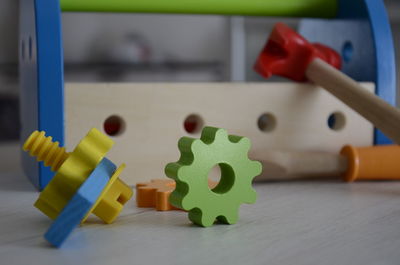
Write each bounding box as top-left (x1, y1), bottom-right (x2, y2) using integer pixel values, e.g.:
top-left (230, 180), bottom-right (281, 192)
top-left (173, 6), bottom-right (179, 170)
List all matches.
top-left (136, 179), bottom-right (218, 211)
top-left (64, 82), bottom-right (375, 185)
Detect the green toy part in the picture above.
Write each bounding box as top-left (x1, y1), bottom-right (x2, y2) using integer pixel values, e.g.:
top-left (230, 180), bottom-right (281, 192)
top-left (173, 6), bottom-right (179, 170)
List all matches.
top-left (60, 0), bottom-right (337, 18)
top-left (165, 127), bottom-right (262, 227)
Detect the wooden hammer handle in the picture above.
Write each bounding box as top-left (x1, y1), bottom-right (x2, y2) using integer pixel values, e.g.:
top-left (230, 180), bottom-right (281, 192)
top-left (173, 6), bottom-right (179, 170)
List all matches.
top-left (255, 151), bottom-right (347, 181)
top-left (306, 58), bottom-right (400, 144)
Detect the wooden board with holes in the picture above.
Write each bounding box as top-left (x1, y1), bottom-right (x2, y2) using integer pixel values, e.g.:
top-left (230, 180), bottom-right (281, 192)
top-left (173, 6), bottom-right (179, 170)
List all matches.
top-left (65, 82), bottom-right (374, 184)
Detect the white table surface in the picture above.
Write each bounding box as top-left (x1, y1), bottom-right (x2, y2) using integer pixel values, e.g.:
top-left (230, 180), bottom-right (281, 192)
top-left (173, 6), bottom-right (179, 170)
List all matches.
top-left (1, 142), bottom-right (400, 265)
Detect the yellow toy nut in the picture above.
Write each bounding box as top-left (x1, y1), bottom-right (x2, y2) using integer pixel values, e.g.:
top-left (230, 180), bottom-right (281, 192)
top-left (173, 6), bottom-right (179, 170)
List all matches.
top-left (83, 164), bottom-right (131, 224)
top-left (23, 128), bottom-right (133, 224)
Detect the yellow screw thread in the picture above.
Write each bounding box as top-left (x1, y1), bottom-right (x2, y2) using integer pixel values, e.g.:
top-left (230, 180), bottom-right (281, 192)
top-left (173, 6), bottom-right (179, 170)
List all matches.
top-left (23, 131), bottom-right (69, 172)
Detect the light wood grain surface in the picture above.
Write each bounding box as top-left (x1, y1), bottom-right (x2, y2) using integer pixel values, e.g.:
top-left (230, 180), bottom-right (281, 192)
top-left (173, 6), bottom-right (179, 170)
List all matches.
top-left (306, 59), bottom-right (400, 144)
top-left (1, 143), bottom-right (400, 265)
top-left (65, 82), bottom-right (374, 185)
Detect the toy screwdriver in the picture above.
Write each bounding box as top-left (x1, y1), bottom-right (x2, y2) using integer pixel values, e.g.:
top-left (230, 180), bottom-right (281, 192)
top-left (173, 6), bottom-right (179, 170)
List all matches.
top-left (254, 23), bottom-right (400, 144)
top-left (255, 145), bottom-right (400, 182)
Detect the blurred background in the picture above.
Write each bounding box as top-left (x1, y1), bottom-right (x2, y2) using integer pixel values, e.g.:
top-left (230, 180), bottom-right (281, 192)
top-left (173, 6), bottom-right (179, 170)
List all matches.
top-left (0, 0), bottom-right (399, 142)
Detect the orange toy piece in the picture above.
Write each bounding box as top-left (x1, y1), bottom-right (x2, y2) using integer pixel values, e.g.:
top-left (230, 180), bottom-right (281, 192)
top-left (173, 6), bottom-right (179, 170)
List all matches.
top-left (136, 179), bottom-right (178, 211)
top-left (341, 145), bottom-right (400, 182)
top-left (136, 179), bottom-right (217, 211)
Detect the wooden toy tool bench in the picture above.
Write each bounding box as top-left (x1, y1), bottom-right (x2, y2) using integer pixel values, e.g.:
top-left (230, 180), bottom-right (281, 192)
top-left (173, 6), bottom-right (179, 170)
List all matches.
top-left (4, 0), bottom-right (399, 262)
top-left (19, 0), bottom-right (396, 189)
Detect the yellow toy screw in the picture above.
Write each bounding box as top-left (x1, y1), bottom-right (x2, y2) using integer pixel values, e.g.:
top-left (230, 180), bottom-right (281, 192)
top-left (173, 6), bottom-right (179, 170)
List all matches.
top-left (23, 131), bottom-right (68, 172)
top-left (23, 128), bottom-right (133, 224)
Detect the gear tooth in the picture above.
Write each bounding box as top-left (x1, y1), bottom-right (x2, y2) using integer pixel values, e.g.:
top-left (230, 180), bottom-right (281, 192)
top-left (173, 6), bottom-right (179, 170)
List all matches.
top-left (227, 134), bottom-right (244, 144)
top-left (165, 162), bottom-right (181, 179)
top-left (179, 181), bottom-right (196, 209)
top-left (189, 208), bottom-right (215, 227)
top-left (243, 188), bottom-right (258, 204)
top-left (176, 137), bottom-right (197, 165)
top-left (214, 128), bottom-right (229, 142)
top-left (241, 160), bottom-right (263, 182)
top-left (217, 210), bottom-right (239, 225)
top-left (185, 139), bottom-right (206, 160)
top-left (236, 136), bottom-right (251, 150)
top-left (250, 160), bottom-right (263, 178)
top-left (177, 137), bottom-right (195, 153)
top-left (176, 165), bottom-right (193, 182)
top-left (181, 196), bottom-right (194, 210)
top-left (169, 189), bottom-right (184, 209)
top-left (170, 180), bottom-right (192, 209)
top-left (191, 138), bottom-right (205, 151)
top-left (200, 127), bottom-right (227, 144)
top-left (165, 162), bottom-right (191, 183)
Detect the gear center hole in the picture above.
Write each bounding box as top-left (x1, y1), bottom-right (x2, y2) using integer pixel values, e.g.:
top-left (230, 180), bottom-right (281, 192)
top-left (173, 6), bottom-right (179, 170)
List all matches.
top-left (208, 163), bottom-right (235, 194)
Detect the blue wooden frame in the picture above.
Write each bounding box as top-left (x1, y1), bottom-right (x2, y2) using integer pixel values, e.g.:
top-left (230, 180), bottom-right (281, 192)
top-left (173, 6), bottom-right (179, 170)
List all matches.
top-left (19, 0), bottom-right (64, 190)
top-left (19, 0), bottom-right (396, 190)
top-left (299, 0), bottom-right (396, 145)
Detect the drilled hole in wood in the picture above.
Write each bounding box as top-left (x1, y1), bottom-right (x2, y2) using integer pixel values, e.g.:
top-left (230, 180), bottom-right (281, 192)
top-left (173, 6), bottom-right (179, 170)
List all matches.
top-left (184, 114), bottom-right (204, 134)
top-left (104, 115), bottom-right (126, 136)
top-left (342, 41), bottom-right (353, 63)
top-left (327, 112), bottom-right (346, 131)
top-left (258, 113), bottom-right (277, 133)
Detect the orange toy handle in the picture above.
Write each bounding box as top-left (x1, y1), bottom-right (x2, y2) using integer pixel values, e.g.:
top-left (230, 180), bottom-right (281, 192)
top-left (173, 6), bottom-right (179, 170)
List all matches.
top-left (340, 145), bottom-right (400, 182)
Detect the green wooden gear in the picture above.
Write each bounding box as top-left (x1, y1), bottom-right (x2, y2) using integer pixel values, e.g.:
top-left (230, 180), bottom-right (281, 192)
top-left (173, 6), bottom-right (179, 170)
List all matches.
top-left (165, 127), bottom-right (262, 227)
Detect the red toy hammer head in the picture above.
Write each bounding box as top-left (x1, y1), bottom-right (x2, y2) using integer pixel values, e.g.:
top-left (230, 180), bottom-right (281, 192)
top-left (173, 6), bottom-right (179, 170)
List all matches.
top-left (254, 23), bottom-right (342, 82)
